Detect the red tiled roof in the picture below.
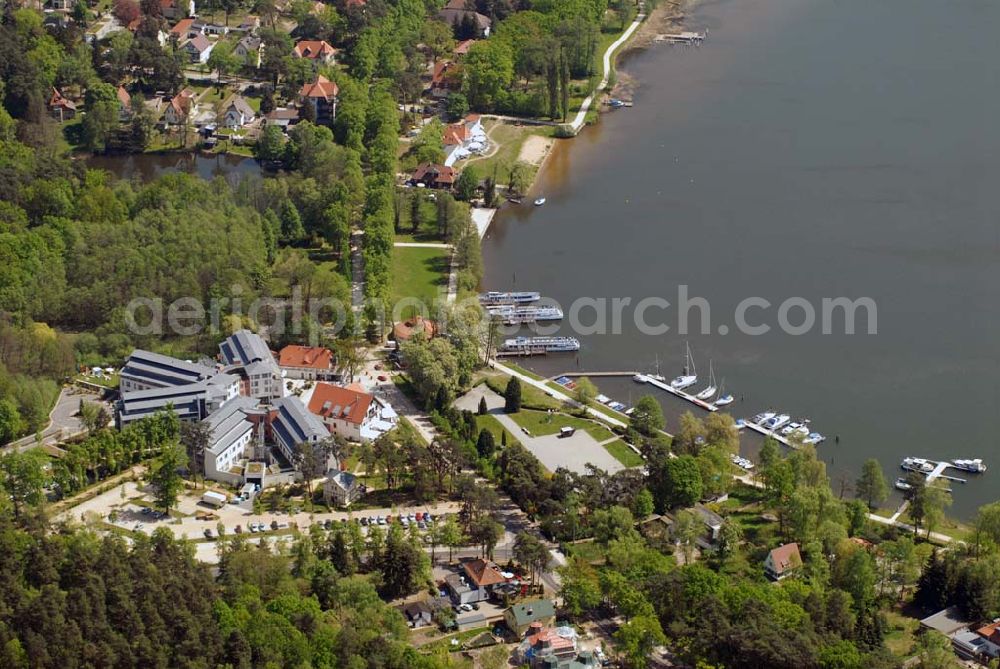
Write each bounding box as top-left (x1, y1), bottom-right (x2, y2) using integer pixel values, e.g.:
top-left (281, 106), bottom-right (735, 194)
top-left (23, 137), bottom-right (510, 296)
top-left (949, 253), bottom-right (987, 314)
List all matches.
top-left (463, 558), bottom-right (506, 587)
top-left (117, 86), bottom-right (131, 107)
top-left (49, 88), bottom-right (76, 111)
top-left (443, 123), bottom-right (467, 146)
top-left (454, 39), bottom-right (476, 55)
top-left (411, 163), bottom-right (454, 185)
top-left (977, 621), bottom-right (1000, 645)
top-left (431, 61), bottom-right (457, 87)
top-left (768, 543), bottom-right (802, 575)
top-left (294, 40), bottom-right (337, 60)
top-left (299, 74), bottom-right (339, 100)
top-left (170, 17), bottom-right (194, 35)
top-left (279, 345), bottom-right (334, 370)
top-left (392, 315), bottom-right (439, 340)
top-left (307, 383), bottom-right (373, 426)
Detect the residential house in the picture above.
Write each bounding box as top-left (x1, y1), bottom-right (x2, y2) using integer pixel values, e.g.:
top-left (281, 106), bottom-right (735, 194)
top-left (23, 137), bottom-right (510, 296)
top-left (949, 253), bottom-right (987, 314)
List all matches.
top-left (169, 17), bottom-right (199, 40)
top-left (437, 0), bottom-right (491, 37)
top-left (299, 74), bottom-right (339, 124)
top-left (442, 114), bottom-right (486, 166)
top-left (919, 606), bottom-right (972, 637)
top-left (392, 315), bottom-right (438, 342)
top-left (410, 163), bottom-right (455, 190)
top-left (445, 558), bottom-right (508, 604)
top-left (691, 504), bottom-right (724, 546)
top-left (116, 372), bottom-right (238, 427)
top-left (401, 601), bottom-right (434, 628)
top-left (163, 88), bottom-right (197, 125)
top-left (222, 95), bottom-right (255, 128)
top-left (120, 349), bottom-right (216, 392)
top-left (160, 0), bottom-right (195, 20)
top-left (264, 107), bottom-right (300, 131)
top-left (219, 329), bottom-right (284, 401)
top-left (513, 624), bottom-right (597, 669)
top-left (202, 396), bottom-right (261, 484)
top-left (85, 18), bottom-right (125, 44)
top-left (278, 345), bottom-right (337, 381)
top-left (234, 35), bottom-right (263, 67)
top-left (454, 38), bottom-right (476, 57)
top-left (193, 20), bottom-right (230, 36)
top-left (293, 39), bottom-right (337, 64)
top-left (116, 86), bottom-right (132, 121)
top-left (953, 620), bottom-right (1000, 662)
top-left (184, 34), bottom-right (215, 63)
top-left (306, 382), bottom-right (397, 442)
top-left (48, 88), bottom-right (77, 122)
top-left (505, 599), bottom-right (556, 636)
top-left (323, 470), bottom-right (361, 507)
top-left (269, 395), bottom-right (331, 465)
top-left (764, 542), bottom-right (802, 581)
top-left (428, 61), bottom-right (460, 98)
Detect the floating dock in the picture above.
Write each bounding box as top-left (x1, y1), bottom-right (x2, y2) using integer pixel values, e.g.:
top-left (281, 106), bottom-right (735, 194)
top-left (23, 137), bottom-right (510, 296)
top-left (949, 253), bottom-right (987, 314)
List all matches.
top-left (742, 420), bottom-right (793, 447)
top-left (655, 31), bottom-right (706, 44)
top-left (634, 374), bottom-right (719, 412)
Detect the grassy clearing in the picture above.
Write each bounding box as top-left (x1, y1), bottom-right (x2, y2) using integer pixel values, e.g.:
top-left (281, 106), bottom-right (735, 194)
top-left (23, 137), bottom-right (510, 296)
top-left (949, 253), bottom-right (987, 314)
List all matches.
top-left (603, 439), bottom-right (643, 467)
top-left (391, 246), bottom-right (451, 315)
top-left (482, 373), bottom-right (562, 411)
top-left (565, 539), bottom-right (606, 564)
top-left (418, 627), bottom-right (490, 655)
top-left (464, 122), bottom-right (555, 183)
top-left (883, 609), bottom-right (919, 658)
top-left (508, 409), bottom-right (614, 442)
top-left (475, 413), bottom-right (520, 448)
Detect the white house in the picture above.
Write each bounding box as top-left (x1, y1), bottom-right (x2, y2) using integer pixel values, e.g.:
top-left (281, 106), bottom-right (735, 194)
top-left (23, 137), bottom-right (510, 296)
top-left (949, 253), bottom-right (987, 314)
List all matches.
top-left (116, 372), bottom-right (237, 427)
top-left (222, 95), bottom-right (255, 128)
top-left (305, 383), bottom-right (397, 442)
top-left (764, 542), bottom-right (802, 581)
top-left (278, 344), bottom-right (336, 381)
top-left (219, 330), bottom-right (284, 401)
top-left (203, 396), bottom-right (260, 484)
top-left (234, 35), bottom-right (263, 67)
top-left (323, 470), bottom-right (361, 507)
top-left (184, 34), bottom-right (215, 63)
top-left (163, 88), bottom-right (197, 125)
top-left (442, 114), bottom-right (486, 167)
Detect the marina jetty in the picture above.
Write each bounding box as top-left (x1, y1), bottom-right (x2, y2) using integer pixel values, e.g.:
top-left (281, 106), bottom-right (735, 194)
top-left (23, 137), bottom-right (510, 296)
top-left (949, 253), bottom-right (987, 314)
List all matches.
top-left (655, 30), bottom-right (706, 44)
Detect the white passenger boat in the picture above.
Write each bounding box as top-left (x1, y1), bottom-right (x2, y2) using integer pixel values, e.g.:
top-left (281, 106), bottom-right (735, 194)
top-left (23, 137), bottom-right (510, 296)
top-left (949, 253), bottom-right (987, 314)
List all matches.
top-left (952, 459), bottom-right (987, 473)
top-left (901, 457), bottom-right (935, 474)
top-left (500, 336), bottom-right (580, 352)
top-left (534, 197), bottom-right (546, 206)
top-left (479, 291), bottom-right (541, 305)
top-left (670, 342), bottom-right (698, 390)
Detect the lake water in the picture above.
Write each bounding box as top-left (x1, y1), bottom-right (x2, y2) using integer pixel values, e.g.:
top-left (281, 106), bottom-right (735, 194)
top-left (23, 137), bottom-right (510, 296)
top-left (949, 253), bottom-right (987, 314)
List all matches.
top-left (482, 0), bottom-right (1000, 518)
top-left (84, 152), bottom-right (261, 182)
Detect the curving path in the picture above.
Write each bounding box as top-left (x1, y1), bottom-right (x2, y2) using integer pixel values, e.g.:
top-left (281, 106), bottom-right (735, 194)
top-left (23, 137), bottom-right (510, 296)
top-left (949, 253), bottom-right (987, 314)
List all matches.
top-left (568, 11), bottom-right (647, 133)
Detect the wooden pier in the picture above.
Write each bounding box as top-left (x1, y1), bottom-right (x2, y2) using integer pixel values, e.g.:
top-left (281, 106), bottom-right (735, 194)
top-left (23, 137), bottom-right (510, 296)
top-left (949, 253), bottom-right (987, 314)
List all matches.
top-left (550, 371), bottom-right (638, 379)
top-left (655, 31), bottom-right (706, 44)
top-left (496, 348), bottom-right (547, 357)
top-left (741, 420), bottom-right (794, 447)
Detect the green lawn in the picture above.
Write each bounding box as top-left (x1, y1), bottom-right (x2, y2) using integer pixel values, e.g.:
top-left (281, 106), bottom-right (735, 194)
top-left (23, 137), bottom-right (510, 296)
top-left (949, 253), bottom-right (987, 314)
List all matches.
top-left (475, 413), bottom-right (520, 449)
top-left (390, 246), bottom-right (451, 316)
top-left (564, 539), bottom-right (606, 564)
top-left (465, 122), bottom-right (555, 184)
top-left (508, 409), bottom-right (615, 442)
top-left (883, 610), bottom-right (919, 658)
top-left (603, 439), bottom-right (644, 467)
top-left (481, 373), bottom-right (562, 412)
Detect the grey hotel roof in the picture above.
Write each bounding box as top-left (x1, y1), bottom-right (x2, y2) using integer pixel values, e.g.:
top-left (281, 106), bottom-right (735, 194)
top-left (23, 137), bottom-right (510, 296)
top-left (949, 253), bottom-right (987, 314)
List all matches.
top-left (121, 349), bottom-right (215, 388)
top-left (219, 330), bottom-right (274, 366)
top-left (204, 396), bottom-right (259, 456)
top-left (271, 396), bottom-right (328, 450)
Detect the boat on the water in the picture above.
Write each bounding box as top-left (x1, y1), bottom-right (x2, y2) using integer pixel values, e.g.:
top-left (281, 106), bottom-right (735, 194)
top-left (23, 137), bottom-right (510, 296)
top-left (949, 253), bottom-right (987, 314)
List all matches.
top-left (486, 305), bottom-right (564, 324)
top-left (752, 411), bottom-right (776, 425)
top-left (901, 457), bottom-right (935, 474)
top-left (534, 197), bottom-right (546, 206)
top-left (763, 414), bottom-right (791, 430)
top-left (780, 421), bottom-right (804, 436)
top-left (479, 291), bottom-right (541, 306)
top-left (670, 342), bottom-right (698, 390)
top-left (804, 432), bottom-right (826, 445)
top-left (714, 378), bottom-right (733, 406)
top-left (695, 361), bottom-right (717, 400)
top-left (952, 459), bottom-right (987, 473)
top-left (895, 477), bottom-right (915, 491)
top-left (500, 336), bottom-right (580, 353)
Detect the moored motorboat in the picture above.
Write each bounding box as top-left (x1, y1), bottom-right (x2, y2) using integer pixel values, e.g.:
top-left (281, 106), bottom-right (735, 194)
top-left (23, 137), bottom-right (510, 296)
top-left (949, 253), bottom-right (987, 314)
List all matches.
top-left (764, 414), bottom-right (791, 430)
top-left (901, 457), bottom-right (935, 474)
top-left (633, 374), bottom-right (649, 383)
top-left (804, 432), bottom-right (826, 445)
top-left (534, 197), bottom-right (546, 206)
top-left (952, 459), bottom-right (987, 473)
top-left (752, 411), bottom-right (776, 425)
top-left (895, 477), bottom-right (914, 491)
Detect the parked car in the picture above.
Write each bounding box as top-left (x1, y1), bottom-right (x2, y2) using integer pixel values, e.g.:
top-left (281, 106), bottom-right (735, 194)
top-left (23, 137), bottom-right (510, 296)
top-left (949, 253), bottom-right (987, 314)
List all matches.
top-left (204, 528), bottom-right (213, 539)
top-left (360, 517), bottom-right (369, 526)
top-left (249, 523), bottom-right (258, 533)
top-left (271, 520), bottom-right (279, 530)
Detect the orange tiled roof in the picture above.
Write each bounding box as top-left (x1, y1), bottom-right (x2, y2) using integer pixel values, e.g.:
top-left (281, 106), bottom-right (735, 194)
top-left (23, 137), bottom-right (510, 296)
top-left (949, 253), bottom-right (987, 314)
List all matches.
top-left (279, 345), bottom-right (334, 370)
top-left (463, 558), bottom-right (506, 587)
top-left (307, 383), bottom-right (373, 426)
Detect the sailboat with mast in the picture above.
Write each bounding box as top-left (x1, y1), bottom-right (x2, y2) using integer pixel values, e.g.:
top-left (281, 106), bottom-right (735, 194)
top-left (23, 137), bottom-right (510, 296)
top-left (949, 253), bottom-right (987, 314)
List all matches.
top-left (714, 378), bottom-right (734, 406)
top-left (670, 342), bottom-right (698, 390)
top-left (695, 361), bottom-right (717, 400)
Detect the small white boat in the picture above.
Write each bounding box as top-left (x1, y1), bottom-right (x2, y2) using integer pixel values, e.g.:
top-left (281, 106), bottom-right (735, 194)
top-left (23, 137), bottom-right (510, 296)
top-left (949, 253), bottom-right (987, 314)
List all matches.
top-left (534, 197), bottom-right (546, 206)
top-left (952, 459), bottom-right (987, 473)
top-left (695, 361), bottom-right (717, 400)
top-left (780, 421), bottom-right (803, 436)
top-left (633, 374), bottom-right (649, 383)
top-left (764, 414), bottom-right (791, 430)
top-left (713, 378), bottom-right (733, 406)
top-left (804, 432), bottom-right (825, 445)
top-left (753, 411), bottom-right (776, 425)
top-left (670, 342), bottom-right (698, 390)
top-left (895, 477), bottom-right (914, 491)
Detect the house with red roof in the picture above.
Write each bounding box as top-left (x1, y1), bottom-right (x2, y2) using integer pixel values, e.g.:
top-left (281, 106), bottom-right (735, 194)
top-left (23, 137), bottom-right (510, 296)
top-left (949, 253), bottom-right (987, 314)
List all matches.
top-left (454, 39), bottom-right (476, 57)
top-left (428, 60), bottom-right (461, 98)
top-left (443, 114), bottom-right (485, 166)
top-left (764, 542), bottom-right (802, 580)
top-left (293, 40), bottom-right (338, 65)
top-left (48, 88), bottom-right (77, 122)
top-left (278, 345), bottom-right (336, 381)
top-left (409, 163), bottom-right (455, 190)
top-left (299, 74), bottom-right (339, 124)
top-left (306, 382), bottom-right (396, 442)
top-left (183, 33), bottom-right (215, 63)
top-left (163, 88), bottom-right (197, 125)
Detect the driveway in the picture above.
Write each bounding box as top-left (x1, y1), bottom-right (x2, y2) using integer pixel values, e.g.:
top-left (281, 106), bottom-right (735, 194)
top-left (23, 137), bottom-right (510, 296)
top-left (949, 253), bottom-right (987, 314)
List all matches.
top-left (4, 386), bottom-right (105, 453)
